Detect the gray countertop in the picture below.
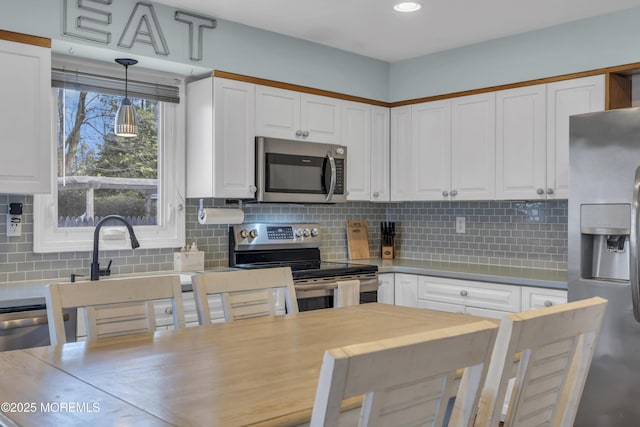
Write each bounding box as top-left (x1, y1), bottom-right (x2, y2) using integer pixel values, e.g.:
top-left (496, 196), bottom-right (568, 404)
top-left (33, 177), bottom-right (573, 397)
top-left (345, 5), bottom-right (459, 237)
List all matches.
top-left (348, 258), bottom-right (568, 290)
top-left (0, 260), bottom-right (567, 306)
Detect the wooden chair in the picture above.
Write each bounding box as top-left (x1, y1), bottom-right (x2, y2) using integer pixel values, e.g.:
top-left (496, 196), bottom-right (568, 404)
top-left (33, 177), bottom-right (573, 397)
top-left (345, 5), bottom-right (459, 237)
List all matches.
top-left (475, 296), bottom-right (608, 427)
top-left (46, 275), bottom-right (185, 346)
top-left (333, 279), bottom-right (360, 308)
top-left (191, 267), bottom-right (299, 324)
top-left (310, 320), bottom-right (499, 427)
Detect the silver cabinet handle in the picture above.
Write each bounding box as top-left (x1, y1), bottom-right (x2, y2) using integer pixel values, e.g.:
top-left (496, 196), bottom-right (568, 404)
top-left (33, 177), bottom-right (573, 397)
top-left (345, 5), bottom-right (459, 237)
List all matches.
top-left (460, 290), bottom-right (468, 297)
top-left (373, 192), bottom-right (379, 197)
top-left (164, 307), bottom-right (173, 315)
top-left (536, 188), bottom-right (545, 195)
top-left (295, 130), bottom-right (302, 137)
top-left (302, 130), bottom-right (309, 137)
top-left (249, 185), bottom-right (257, 193)
top-left (546, 188), bottom-right (554, 195)
top-left (442, 191), bottom-right (449, 197)
top-left (450, 190), bottom-right (458, 197)
top-left (544, 300), bottom-right (553, 307)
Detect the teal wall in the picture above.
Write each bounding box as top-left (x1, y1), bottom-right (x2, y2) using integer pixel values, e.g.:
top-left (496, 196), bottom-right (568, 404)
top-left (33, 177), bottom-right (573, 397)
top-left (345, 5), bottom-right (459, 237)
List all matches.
top-left (390, 7), bottom-right (640, 102)
top-left (4, 1), bottom-right (640, 103)
top-left (0, 0), bottom-right (389, 101)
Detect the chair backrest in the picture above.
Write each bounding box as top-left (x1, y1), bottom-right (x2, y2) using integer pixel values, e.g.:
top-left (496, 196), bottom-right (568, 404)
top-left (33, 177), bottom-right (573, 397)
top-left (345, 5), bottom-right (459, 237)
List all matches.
top-left (191, 267), bottom-right (299, 324)
top-left (333, 279), bottom-right (360, 308)
top-left (46, 275), bottom-right (185, 346)
top-left (475, 296), bottom-right (608, 427)
top-left (310, 320), bottom-right (499, 427)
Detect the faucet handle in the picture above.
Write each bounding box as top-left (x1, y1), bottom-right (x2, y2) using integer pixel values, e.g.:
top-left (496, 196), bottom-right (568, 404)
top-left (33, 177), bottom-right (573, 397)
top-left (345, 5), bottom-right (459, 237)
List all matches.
top-left (99, 259), bottom-right (113, 277)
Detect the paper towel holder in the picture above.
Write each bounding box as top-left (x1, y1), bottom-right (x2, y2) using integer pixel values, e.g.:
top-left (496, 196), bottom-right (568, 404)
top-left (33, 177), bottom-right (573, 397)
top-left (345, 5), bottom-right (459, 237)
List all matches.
top-left (198, 199), bottom-right (244, 224)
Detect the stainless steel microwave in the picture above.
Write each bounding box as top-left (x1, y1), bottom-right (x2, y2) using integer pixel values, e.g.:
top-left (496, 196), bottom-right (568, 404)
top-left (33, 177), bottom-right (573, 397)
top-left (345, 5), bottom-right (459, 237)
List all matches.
top-left (255, 137), bottom-right (347, 203)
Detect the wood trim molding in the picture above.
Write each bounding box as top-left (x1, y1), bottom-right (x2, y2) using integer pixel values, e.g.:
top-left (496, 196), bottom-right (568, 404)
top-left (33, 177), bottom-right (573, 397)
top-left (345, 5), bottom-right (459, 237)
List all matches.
top-left (213, 70), bottom-right (389, 107)
top-left (216, 63), bottom-right (640, 109)
top-left (0, 30), bottom-right (51, 48)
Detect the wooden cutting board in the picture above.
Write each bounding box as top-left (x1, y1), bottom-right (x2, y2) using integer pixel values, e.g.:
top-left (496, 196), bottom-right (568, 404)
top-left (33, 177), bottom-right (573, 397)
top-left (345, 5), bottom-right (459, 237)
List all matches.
top-left (346, 220), bottom-right (370, 259)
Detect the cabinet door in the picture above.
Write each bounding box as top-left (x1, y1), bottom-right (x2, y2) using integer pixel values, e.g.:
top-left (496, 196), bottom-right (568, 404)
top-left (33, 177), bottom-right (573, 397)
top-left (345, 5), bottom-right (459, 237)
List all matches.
top-left (0, 39), bottom-right (51, 194)
top-left (255, 85), bottom-right (300, 139)
top-left (342, 101), bottom-right (370, 200)
top-left (412, 100), bottom-right (452, 201)
top-left (213, 78), bottom-right (256, 198)
top-left (394, 273), bottom-right (418, 308)
top-left (390, 106), bottom-right (413, 201)
top-left (300, 93), bottom-right (341, 144)
top-left (521, 287), bottom-right (567, 310)
top-left (451, 92), bottom-right (496, 200)
top-left (496, 85), bottom-right (547, 200)
top-left (187, 77), bottom-right (255, 199)
top-left (377, 273), bottom-right (395, 304)
top-left (370, 106), bottom-right (390, 202)
top-left (546, 75), bottom-right (605, 199)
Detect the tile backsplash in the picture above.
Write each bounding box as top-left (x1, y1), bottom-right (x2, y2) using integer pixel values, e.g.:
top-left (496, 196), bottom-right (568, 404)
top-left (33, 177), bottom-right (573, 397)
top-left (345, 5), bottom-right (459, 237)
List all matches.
top-left (0, 194), bottom-right (567, 284)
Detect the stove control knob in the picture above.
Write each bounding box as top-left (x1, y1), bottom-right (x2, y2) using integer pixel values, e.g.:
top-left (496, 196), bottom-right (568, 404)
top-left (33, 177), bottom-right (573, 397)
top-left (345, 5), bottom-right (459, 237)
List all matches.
top-left (239, 229), bottom-right (249, 239)
top-left (303, 228), bottom-right (311, 237)
top-left (295, 228), bottom-right (304, 237)
top-left (249, 229), bottom-right (258, 238)
top-left (310, 228), bottom-right (319, 237)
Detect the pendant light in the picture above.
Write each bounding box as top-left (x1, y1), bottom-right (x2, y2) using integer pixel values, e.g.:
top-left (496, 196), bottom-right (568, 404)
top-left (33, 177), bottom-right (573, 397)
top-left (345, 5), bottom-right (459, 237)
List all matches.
top-left (114, 58), bottom-right (138, 138)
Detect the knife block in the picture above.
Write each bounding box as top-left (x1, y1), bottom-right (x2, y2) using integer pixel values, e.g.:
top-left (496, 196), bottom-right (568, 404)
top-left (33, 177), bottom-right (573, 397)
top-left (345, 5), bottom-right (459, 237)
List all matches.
top-left (381, 245), bottom-right (394, 259)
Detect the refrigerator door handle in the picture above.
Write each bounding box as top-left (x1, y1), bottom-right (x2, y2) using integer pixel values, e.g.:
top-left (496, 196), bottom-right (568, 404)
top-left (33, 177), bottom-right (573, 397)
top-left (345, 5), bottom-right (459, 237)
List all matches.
top-left (630, 166), bottom-right (640, 322)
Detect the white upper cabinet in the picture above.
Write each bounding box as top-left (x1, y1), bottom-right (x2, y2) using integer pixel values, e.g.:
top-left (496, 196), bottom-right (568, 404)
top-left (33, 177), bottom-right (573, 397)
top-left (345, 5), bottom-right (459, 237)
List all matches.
top-left (496, 84), bottom-right (547, 200)
top-left (546, 75), bottom-right (605, 199)
top-left (0, 38), bottom-right (52, 194)
top-left (255, 85), bottom-right (340, 144)
top-left (450, 92), bottom-right (496, 200)
top-left (342, 101), bottom-right (371, 200)
top-left (186, 77), bottom-right (256, 199)
top-left (390, 105), bottom-right (413, 201)
top-left (412, 100), bottom-right (451, 200)
top-left (370, 105), bottom-right (390, 202)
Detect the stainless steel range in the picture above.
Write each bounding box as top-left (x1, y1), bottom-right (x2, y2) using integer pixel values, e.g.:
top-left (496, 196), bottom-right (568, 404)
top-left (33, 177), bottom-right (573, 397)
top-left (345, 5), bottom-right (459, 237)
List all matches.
top-left (229, 223), bottom-right (378, 311)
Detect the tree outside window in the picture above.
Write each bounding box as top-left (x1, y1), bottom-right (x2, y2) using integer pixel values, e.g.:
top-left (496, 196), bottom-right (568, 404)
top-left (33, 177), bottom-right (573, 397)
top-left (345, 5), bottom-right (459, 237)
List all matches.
top-left (56, 88), bottom-right (159, 227)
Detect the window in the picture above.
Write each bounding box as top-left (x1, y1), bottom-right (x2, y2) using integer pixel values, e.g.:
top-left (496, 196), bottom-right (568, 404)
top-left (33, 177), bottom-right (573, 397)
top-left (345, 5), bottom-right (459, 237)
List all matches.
top-left (34, 57), bottom-right (185, 253)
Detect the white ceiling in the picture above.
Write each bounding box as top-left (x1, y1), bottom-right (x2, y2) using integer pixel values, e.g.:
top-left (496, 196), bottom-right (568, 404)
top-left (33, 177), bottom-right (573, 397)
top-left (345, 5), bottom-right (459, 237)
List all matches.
top-left (152, 0), bottom-right (640, 62)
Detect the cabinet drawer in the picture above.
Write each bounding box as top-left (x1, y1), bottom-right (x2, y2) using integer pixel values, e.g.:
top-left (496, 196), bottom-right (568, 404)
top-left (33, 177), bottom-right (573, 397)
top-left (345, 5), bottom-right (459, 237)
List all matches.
top-left (521, 287), bottom-right (567, 311)
top-left (418, 299), bottom-right (465, 314)
top-left (418, 276), bottom-right (520, 312)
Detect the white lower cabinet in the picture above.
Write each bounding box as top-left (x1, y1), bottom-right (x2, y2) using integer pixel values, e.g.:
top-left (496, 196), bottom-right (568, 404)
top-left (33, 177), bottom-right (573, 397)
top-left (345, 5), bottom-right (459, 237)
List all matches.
top-left (377, 273), bottom-right (395, 304)
top-left (521, 286), bottom-right (567, 310)
top-left (394, 273), bottom-right (418, 307)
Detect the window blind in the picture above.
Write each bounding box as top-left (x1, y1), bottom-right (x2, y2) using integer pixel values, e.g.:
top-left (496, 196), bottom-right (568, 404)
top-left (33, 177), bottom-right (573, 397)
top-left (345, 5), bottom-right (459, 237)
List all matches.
top-left (51, 67), bottom-right (180, 104)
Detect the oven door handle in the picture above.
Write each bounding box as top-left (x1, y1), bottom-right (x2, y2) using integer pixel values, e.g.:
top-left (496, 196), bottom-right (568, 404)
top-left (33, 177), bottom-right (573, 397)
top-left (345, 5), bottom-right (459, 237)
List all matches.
top-left (295, 277), bottom-right (379, 292)
top-left (0, 312), bottom-right (69, 331)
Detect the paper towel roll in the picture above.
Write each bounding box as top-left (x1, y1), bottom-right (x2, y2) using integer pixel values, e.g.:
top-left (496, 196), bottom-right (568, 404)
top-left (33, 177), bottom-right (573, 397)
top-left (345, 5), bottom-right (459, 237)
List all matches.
top-left (198, 208), bottom-right (244, 225)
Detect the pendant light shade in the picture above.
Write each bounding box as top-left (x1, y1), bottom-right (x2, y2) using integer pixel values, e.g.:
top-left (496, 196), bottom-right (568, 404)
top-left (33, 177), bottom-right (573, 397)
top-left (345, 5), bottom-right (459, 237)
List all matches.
top-left (114, 58), bottom-right (138, 138)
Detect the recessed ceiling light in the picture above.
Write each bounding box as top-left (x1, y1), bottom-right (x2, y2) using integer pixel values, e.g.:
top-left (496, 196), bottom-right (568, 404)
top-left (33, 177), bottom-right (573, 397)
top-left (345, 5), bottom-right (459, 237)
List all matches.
top-left (393, 2), bottom-right (422, 12)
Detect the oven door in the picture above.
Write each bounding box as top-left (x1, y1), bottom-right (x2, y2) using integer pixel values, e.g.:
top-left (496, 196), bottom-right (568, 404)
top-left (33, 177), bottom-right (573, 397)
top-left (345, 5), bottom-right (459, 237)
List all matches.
top-left (256, 137), bottom-right (346, 203)
top-left (295, 275), bottom-right (378, 311)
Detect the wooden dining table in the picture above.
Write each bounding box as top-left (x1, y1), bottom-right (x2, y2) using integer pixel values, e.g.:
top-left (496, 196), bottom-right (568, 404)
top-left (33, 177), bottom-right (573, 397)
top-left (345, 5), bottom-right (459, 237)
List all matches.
top-left (0, 303), bottom-right (494, 426)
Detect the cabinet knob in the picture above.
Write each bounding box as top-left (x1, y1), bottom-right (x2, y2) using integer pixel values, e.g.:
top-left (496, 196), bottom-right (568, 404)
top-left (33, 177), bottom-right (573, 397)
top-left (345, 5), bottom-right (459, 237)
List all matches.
top-left (164, 307), bottom-right (173, 315)
top-left (249, 185), bottom-right (257, 193)
top-left (544, 300), bottom-right (553, 307)
top-left (302, 130), bottom-right (309, 137)
top-left (295, 130), bottom-right (302, 137)
top-left (536, 188), bottom-right (545, 195)
top-left (460, 290), bottom-right (468, 297)
top-left (373, 192), bottom-right (380, 197)
top-left (450, 189), bottom-right (458, 197)
top-left (442, 191), bottom-right (449, 197)
top-left (546, 188), bottom-right (554, 195)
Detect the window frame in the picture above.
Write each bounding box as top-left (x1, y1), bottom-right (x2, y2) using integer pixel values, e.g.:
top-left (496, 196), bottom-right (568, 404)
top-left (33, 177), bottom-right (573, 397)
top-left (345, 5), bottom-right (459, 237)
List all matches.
top-left (33, 57), bottom-right (185, 253)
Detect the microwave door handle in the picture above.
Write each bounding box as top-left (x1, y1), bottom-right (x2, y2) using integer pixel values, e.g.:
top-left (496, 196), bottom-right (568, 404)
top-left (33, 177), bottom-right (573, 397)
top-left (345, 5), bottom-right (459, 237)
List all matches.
top-left (326, 152), bottom-right (336, 201)
top-left (631, 166), bottom-right (640, 322)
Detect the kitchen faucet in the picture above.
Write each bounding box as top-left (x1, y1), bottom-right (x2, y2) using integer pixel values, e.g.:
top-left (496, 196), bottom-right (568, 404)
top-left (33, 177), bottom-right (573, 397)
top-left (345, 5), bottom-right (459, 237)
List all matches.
top-left (91, 215), bottom-right (140, 281)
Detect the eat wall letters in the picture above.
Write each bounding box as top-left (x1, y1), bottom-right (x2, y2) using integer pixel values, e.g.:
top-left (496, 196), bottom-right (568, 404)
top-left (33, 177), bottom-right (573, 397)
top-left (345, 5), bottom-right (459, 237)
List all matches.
top-left (63, 0), bottom-right (216, 61)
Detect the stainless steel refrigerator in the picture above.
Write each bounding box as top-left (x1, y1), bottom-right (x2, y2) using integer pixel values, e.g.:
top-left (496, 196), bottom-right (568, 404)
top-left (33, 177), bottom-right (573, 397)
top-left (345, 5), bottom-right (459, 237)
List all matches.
top-left (569, 108), bottom-right (640, 427)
